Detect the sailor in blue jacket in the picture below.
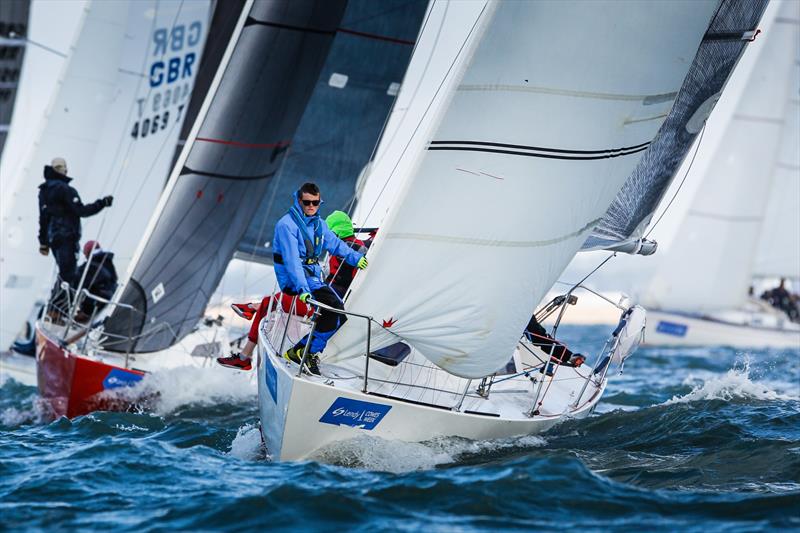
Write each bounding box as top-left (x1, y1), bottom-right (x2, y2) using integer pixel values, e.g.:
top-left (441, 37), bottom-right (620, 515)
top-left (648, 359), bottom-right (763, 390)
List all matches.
top-left (218, 182), bottom-right (366, 374)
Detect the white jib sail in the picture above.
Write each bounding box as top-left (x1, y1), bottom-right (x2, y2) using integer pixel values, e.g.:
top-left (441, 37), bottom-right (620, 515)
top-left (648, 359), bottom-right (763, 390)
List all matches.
top-left (324, 0), bottom-right (718, 378)
top-left (644, 2), bottom-right (799, 313)
top-left (0, 0), bottom-right (210, 348)
top-left (754, 4), bottom-right (800, 280)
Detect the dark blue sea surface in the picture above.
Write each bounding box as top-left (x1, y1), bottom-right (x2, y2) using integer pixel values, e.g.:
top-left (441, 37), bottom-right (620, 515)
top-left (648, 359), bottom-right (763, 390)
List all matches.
top-left (1, 325), bottom-right (799, 531)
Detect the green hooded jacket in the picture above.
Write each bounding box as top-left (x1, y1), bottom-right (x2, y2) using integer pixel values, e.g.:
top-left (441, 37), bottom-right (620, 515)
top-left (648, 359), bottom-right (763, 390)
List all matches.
top-left (325, 210), bottom-right (355, 239)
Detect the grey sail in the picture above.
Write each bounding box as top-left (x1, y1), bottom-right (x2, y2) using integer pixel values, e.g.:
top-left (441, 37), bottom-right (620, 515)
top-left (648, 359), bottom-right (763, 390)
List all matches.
top-left (236, 0), bottom-right (428, 262)
top-left (0, 0), bottom-right (30, 161)
top-left (169, 0), bottom-right (247, 175)
top-left (103, 0), bottom-right (347, 353)
top-left (581, 0), bottom-right (769, 254)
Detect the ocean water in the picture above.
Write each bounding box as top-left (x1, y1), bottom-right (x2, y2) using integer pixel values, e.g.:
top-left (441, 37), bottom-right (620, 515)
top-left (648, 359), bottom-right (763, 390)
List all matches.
top-left (1, 325), bottom-right (799, 531)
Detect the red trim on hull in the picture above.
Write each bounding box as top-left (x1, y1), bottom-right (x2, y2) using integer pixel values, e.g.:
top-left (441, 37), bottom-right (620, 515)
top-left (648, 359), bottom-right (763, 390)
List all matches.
top-left (36, 326), bottom-right (144, 419)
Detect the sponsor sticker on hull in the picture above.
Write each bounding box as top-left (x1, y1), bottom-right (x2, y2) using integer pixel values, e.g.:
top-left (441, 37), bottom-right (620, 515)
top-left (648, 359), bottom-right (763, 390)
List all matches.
top-left (319, 397), bottom-right (391, 430)
top-left (102, 368), bottom-right (143, 390)
top-left (656, 321), bottom-right (688, 337)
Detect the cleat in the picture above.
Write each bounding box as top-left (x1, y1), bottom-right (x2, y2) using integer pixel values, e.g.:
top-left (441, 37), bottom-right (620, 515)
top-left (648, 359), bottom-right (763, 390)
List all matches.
top-left (217, 353), bottom-right (252, 371)
top-left (231, 302), bottom-right (257, 321)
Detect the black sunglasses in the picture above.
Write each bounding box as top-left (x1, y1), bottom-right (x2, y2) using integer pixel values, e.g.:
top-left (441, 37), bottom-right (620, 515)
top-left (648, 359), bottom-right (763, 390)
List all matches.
top-left (301, 199), bottom-right (320, 206)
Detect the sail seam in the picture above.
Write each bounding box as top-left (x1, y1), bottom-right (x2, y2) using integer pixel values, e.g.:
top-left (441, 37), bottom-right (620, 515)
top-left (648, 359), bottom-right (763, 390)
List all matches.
top-left (688, 211), bottom-right (762, 222)
top-left (385, 218), bottom-right (602, 248)
top-left (456, 83), bottom-right (678, 103)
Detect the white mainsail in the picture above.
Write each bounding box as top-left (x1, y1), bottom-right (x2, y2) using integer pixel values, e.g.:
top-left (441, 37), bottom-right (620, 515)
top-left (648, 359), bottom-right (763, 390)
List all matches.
top-left (325, 0), bottom-right (718, 378)
top-left (754, 8), bottom-right (800, 280)
top-left (644, 2), bottom-right (799, 313)
top-left (0, 0), bottom-right (210, 348)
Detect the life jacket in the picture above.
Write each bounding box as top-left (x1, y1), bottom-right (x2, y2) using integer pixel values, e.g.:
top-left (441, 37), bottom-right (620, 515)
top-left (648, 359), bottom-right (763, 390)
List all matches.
top-left (288, 205), bottom-right (324, 271)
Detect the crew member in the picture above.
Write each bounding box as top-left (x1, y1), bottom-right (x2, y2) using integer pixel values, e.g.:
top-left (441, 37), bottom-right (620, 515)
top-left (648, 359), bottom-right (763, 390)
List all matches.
top-left (524, 314), bottom-right (585, 370)
top-left (38, 157), bottom-right (113, 309)
top-left (75, 240), bottom-right (118, 321)
top-left (325, 210), bottom-right (369, 297)
top-left (218, 183), bottom-right (366, 374)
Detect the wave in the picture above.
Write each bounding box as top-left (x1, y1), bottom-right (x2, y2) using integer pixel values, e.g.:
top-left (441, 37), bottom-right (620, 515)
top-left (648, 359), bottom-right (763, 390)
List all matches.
top-left (664, 357), bottom-right (797, 405)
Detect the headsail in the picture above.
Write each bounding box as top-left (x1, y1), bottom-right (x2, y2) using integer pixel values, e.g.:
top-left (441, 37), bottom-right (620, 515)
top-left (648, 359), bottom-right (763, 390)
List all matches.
top-left (235, 0), bottom-right (428, 263)
top-left (0, 0), bottom-right (210, 349)
top-left (581, 0), bottom-right (769, 254)
top-left (644, 1), bottom-right (799, 312)
top-left (0, 0), bottom-right (30, 162)
top-left (324, 0), bottom-right (719, 378)
top-left (103, 0), bottom-right (348, 353)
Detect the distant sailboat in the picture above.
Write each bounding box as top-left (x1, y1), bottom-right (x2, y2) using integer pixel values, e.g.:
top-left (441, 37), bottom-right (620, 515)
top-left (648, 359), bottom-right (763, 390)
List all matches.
top-left (0, 0), bottom-right (212, 384)
top-left (255, 0), bottom-right (759, 461)
top-left (643, 0), bottom-right (800, 348)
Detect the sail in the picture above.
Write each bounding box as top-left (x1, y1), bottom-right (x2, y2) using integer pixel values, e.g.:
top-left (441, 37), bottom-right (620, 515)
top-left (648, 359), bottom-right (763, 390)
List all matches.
top-left (324, 0), bottom-right (719, 378)
top-left (0, 0), bottom-right (210, 349)
top-left (754, 10), bottom-right (800, 280)
top-left (581, 0), bottom-right (769, 254)
top-left (644, 2), bottom-right (799, 312)
top-left (103, 0), bottom-right (347, 353)
top-left (234, 0), bottom-right (428, 262)
top-left (0, 0), bottom-right (30, 162)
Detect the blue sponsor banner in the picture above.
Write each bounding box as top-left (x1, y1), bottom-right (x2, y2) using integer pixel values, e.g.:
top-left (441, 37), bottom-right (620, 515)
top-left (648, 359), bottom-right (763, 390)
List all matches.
top-left (265, 356), bottom-right (278, 403)
top-left (656, 321), bottom-right (688, 337)
top-left (319, 397), bottom-right (391, 430)
top-left (102, 368), bottom-right (143, 390)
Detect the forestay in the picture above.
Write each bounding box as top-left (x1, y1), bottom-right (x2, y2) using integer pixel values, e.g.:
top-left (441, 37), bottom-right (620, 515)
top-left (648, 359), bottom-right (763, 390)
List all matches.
top-left (644, 3), bottom-right (799, 312)
top-left (0, 0), bottom-right (30, 162)
top-left (581, 0), bottom-right (769, 254)
top-left (235, 0), bottom-right (428, 263)
top-left (754, 4), bottom-right (800, 280)
top-left (103, 0), bottom-right (347, 353)
top-left (324, 0), bottom-right (718, 378)
top-left (0, 0), bottom-right (209, 349)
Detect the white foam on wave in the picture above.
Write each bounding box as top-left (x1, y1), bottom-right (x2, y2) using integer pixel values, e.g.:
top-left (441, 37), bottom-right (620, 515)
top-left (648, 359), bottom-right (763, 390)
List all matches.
top-left (229, 422), bottom-right (266, 460)
top-left (102, 365), bottom-right (257, 415)
top-left (0, 394), bottom-right (46, 426)
top-left (311, 433), bottom-right (547, 473)
top-left (665, 358), bottom-right (798, 405)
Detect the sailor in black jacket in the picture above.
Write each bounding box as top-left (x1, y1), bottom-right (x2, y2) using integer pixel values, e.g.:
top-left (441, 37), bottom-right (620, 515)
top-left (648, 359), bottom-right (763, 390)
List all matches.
top-left (37, 157), bottom-right (113, 290)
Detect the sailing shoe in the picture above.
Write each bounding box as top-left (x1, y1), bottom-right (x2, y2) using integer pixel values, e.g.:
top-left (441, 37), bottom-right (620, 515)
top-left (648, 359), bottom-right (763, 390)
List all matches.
top-left (306, 354), bottom-right (321, 376)
top-left (217, 353), bottom-right (252, 371)
top-left (283, 345), bottom-right (304, 365)
top-left (231, 302), bottom-right (257, 321)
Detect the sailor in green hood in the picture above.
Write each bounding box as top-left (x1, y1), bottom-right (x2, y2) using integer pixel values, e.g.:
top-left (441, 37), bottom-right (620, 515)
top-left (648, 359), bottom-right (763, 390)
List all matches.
top-left (325, 210), bottom-right (369, 297)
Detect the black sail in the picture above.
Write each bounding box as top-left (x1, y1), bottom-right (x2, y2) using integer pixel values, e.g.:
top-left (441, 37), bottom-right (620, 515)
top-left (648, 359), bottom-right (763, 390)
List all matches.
top-left (103, 0), bottom-right (347, 353)
top-left (0, 0), bottom-right (30, 162)
top-left (236, 0), bottom-right (428, 262)
top-left (581, 0), bottom-right (769, 253)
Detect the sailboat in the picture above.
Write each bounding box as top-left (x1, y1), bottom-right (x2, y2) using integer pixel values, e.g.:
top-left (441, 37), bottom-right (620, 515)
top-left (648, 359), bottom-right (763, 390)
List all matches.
top-left (643, 0), bottom-right (800, 349)
top-left (256, 0), bottom-right (768, 461)
top-left (34, 0), bottom-right (429, 418)
top-left (0, 0), bottom-right (212, 385)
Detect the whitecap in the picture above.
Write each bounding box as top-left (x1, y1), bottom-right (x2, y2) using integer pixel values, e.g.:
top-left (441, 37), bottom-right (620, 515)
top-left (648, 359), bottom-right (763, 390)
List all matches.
top-left (664, 357), bottom-right (797, 405)
top-left (229, 422), bottom-right (267, 460)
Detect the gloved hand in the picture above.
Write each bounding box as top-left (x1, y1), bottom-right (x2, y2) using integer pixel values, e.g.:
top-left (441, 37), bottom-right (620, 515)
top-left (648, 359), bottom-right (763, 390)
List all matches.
top-left (357, 257), bottom-right (368, 270)
top-left (299, 292), bottom-right (311, 303)
top-left (102, 195), bottom-right (114, 207)
top-left (39, 245), bottom-right (49, 256)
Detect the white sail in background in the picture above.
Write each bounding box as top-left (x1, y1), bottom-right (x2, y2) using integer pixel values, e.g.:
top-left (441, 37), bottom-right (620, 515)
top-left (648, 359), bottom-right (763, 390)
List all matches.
top-left (325, 0), bottom-right (718, 378)
top-left (754, 7), bottom-right (800, 280)
top-left (0, 0), bottom-right (210, 348)
top-left (645, 3), bottom-right (799, 313)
